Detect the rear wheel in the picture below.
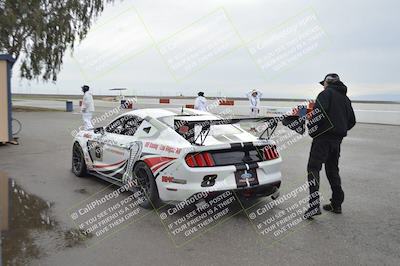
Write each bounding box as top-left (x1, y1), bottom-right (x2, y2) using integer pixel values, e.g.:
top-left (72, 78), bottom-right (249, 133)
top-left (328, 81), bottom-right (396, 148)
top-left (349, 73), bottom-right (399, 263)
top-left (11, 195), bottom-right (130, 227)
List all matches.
top-left (133, 161), bottom-right (160, 209)
top-left (72, 142), bottom-right (87, 177)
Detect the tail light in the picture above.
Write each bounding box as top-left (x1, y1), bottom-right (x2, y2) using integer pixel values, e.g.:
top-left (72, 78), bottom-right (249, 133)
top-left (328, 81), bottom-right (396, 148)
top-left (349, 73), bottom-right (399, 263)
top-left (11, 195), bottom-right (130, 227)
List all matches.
top-left (185, 152), bottom-right (215, 167)
top-left (263, 145), bottom-right (279, 160)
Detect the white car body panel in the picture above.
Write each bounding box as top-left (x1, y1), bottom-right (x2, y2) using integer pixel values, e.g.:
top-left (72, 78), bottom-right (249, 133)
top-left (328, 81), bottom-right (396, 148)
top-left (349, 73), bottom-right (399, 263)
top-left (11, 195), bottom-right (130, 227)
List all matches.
top-left (73, 108), bottom-right (282, 203)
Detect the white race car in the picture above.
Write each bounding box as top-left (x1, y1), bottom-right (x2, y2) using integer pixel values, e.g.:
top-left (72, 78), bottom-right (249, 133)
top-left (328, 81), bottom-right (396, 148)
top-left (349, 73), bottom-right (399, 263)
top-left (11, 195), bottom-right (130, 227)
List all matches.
top-left (72, 108), bottom-right (301, 208)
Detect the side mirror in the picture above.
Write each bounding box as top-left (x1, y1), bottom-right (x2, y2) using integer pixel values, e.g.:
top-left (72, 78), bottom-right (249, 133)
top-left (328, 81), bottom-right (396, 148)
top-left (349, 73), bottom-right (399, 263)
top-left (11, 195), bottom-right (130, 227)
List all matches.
top-left (94, 127), bottom-right (105, 135)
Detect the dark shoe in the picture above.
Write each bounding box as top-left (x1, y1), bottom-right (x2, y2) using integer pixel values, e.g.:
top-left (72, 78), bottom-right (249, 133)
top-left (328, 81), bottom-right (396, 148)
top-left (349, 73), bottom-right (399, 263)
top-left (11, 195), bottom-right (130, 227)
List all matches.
top-left (303, 208), bottom-right (322, 219)
top-left (323, 203), bottom-right (342, 214)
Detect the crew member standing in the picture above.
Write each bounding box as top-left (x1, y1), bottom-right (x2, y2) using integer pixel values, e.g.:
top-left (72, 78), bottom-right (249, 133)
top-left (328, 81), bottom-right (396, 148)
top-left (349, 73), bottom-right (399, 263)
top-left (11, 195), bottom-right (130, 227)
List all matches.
top-left (304, 74), bottom-right (356, 219)
top-left (246, 89), bottom-right (263, 131)
top-left (194, 91), bottom-right (207, 111)
top-left (81, 85), bottom-right (95, 130)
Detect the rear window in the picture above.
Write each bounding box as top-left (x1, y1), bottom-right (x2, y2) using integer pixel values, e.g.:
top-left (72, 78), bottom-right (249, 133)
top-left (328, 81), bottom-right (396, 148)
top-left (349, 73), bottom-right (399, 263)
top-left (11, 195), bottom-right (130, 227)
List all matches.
top-left (197, 124), bottom-right (242, 136)
top-left (159, 115), bottom-right (244, 144)
top-left (159, 116), bottom-right (242, 133)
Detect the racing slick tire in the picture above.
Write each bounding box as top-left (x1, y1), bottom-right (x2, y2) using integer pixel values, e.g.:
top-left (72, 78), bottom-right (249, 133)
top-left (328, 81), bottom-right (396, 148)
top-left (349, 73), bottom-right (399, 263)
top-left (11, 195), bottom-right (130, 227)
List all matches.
top-left (133, 161), bottom-right (160, 209)
top-left (72, 142), bottom-right (88, 177)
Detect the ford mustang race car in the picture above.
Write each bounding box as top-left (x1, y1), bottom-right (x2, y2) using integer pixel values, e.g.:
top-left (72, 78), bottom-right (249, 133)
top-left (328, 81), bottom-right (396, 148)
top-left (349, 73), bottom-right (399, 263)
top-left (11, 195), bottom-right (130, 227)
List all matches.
top-left (72, 108), bottom-right (303, 209)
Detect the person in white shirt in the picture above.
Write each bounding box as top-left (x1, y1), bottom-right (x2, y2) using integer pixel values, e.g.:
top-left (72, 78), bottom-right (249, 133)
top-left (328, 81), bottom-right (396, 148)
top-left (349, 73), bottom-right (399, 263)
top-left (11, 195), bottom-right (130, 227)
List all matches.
top-left (194, 92), bottom-right (207, 111)
top-left (81, 85), bottom-right (95, 130)
top-left (246, 89), bottom-right (263, 131)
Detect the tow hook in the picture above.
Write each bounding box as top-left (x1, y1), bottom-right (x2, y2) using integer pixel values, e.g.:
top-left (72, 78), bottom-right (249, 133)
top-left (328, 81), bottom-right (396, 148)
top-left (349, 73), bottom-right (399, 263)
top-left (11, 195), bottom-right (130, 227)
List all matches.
top-left (271, 188), bottom-right (280, 200)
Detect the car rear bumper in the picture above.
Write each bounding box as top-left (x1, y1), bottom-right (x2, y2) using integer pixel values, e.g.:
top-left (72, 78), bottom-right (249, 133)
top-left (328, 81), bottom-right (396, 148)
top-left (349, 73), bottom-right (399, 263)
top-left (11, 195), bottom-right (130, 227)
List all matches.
top-left (233, 180), bottom-right (281, 198)
top-left (156, 157), bottom-right (282, 202)
top-left (161, 181), bottom-right (281, 207)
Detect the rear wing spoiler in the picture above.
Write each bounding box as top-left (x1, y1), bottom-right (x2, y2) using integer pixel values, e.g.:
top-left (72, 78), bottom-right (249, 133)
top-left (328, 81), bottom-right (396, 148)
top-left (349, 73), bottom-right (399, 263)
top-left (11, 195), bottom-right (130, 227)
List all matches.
top-left (174, 115), bottom-right (305, 145)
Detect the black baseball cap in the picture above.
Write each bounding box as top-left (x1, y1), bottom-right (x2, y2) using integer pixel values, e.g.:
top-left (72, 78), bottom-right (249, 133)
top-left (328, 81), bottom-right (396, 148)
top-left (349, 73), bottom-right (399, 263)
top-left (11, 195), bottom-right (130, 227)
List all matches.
top-left (81, 85), bottom-right (90, 91)
top-left (320, 73), bottom-right (340, 86)
top-left (198, 91), bottom-right (204, 96)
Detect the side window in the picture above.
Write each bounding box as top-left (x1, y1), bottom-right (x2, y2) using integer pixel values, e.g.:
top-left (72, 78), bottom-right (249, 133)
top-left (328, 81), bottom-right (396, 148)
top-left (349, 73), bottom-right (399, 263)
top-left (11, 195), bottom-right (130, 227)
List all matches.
top-left (123, 116), bottom-right (143, 136)
top-left (105, 116), bottom-right (127, 134)
top-left (105, 115), bottom-right (143, 136)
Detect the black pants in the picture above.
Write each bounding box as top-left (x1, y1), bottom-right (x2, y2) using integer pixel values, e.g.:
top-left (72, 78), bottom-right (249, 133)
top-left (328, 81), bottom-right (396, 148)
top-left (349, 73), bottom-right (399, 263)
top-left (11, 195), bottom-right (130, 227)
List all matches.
top-left (307, 138), bottom-right (344, 209)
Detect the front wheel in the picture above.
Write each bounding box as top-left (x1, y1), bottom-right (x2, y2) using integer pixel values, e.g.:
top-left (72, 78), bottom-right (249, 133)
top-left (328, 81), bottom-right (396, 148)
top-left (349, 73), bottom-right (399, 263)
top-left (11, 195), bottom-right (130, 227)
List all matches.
top-left (133, 161), bottom-right (160, 209)
top-left (72, 142), bottom-right (88, 177)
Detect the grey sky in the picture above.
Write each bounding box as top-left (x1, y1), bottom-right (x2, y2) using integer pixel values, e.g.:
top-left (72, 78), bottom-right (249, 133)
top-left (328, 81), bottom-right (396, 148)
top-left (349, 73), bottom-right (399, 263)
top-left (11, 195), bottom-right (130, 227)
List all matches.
top-left (11, 0), bottom-right (400, 100)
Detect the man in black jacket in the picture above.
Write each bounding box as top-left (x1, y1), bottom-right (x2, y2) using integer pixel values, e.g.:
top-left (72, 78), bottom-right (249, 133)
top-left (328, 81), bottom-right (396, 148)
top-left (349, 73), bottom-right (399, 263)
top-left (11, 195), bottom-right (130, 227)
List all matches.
top-left (304, 73), bottom-right (356, 219)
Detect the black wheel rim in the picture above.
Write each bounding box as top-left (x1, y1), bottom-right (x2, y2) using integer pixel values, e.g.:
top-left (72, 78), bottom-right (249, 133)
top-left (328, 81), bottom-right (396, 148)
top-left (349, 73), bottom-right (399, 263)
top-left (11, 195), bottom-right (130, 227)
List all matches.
top-left (72, 144), bottom-right (83, 173)
top-left (135, 168), bottom-right (151, 196)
